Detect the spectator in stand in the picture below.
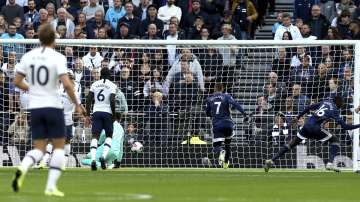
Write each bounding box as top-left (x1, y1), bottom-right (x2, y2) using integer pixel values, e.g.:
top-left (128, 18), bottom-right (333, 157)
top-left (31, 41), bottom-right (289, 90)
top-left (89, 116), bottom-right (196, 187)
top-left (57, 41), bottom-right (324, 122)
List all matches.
top-left (314, 45), bottom-right (332, 67)
top-left (291, 55), bottom-right (315, 96)
top-left (349, 20), bottom-right (360, 39)
top-left (336, 10), bottom-right (352, 38)
top-left (301, 23), bottom-right (318, 40)
top-left (79, 0), bottom-right (88, 14)
top-left (24, 27), bottom-right (35, 39)
top-left (295, 17), bottom-right (304, 30)
top-left (232, 0), bottom-right (258, 39)
top-left (311, 63), bottom-right (330, 102)
top-left (24, 0), bottom-right (40, 24)
top-left (307, 5), bottom-right (330, 40)
top-left (320, 0), bottom-right (336, 22)
top-left (105, 0), bottom-right (125, 34)
top-left (0, 15), bottom-right (7, 35)
top-left (294, 0), bottom-right (317, 22)
top-left (46, 2), bottom-right (57, 22)
top-left (8, 111), bottom-right (28, 143)
top-left (212, 10), bottom-right (242, 39)
top-left (185, 0), bottom-right (210, 28)
top-left (86, 10), bottom-right (109, 39)
top-left (326, 77), bottom-right (340, 98)
top-left (255, 96), bottom-right (273, 114)
top-left (272, 12), bottom-right (283, 38)
top-left (73, 57), bottom-right (91, 101)
top-left (60, 0), bottom-right (77, 21)
top-left (83, 0), bottom-right (104, 20)
top-left (336, 0), bottom-right (357, 16)
top-left (1, 0), bottom-right (24, 25)
top-left (187, 16), bottom-right (205, 39)
top-left (352, 5), bottom-right (360, 21)
top-left (56, 24), bottom-right (67, 38)
top-left (282, 31), bottom-right (293, 40)
top-left (158, 0), bottom-right (182, 30)
top-left (0, 71), bottom-right (9, 113)
top-left (263, 72), bottom-right (287, 99)
top-left (338, 48), bottom-right (353, 76)
top-left (272, 48), bottom-right (291, 84)
top-left (264, 83), bottom-right (281, 112)
top-left (199, 26), bottom-right (210, 40)
top-left (200, 0), bottom-right (224, 24)
top-left (0, 23), bottom-right (24, 39)
top-left (35, 0), bottom-right (59, 11)
top-left (291, 84), bottom-right (310, 113)
top-left (141, 23), bottom-right (161, 40)
top-left (198, 47), bottom-right (222, 93)
top-left (51, 7), bottom-right (75, 38)
top-left (116, 21), bottom-right (138, 39)
top-left (290, 47), bottom-right (312, 68)
top-left (96, 27), bottom-right (108, 39)
top-left (134, 0), bottom-right (150, 21)
top-left (119, 67), bottom-right (138, 111)
top-left (324, 26), bottom-right (343, 39)
top-left (143, 67), bottom-right (166, 98)
top-left (33, 8), bottom-right (48, 32)
top-left (139, 4), bottom-right (163, 37)
top-left (339, 67), bottom-right (353, 104)
top-left (117, 2), bottom-right (141, 37)
top-left (76, 12), bottom-right (87, 32)
top-left (274, 12), bottom-right (303, 40)
top-left (13, 17), bottom-right (23, 34)
top-left (82, 46), bottom-right (104, 70)
top-left (164, 23), bottom-right (184, 66)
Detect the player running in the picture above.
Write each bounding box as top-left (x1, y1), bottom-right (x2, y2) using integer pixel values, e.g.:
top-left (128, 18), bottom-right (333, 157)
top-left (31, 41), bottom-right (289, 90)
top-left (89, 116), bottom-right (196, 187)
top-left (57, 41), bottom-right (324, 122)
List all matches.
top-left (264, 95), bottom-right (360, 172)
top-left (12, 23), bottom-right (87, 197)
top-left (205, 83), bottom-right (249, 168)
top-left (86, 67), bottom-right (117, 170)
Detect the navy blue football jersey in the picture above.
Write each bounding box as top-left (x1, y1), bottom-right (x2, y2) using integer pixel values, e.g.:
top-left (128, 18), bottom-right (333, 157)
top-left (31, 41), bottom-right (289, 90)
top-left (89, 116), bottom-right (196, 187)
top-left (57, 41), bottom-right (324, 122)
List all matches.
top-left (205, 93), bottom-right (246, 125)
top-left (298, 100), bottom-right (360, 130)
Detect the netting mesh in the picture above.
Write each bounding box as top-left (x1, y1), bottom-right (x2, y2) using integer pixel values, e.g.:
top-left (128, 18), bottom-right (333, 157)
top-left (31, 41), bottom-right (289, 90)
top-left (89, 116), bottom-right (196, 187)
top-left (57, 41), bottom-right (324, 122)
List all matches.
top-left (0, 41), bottom-right (356, 169)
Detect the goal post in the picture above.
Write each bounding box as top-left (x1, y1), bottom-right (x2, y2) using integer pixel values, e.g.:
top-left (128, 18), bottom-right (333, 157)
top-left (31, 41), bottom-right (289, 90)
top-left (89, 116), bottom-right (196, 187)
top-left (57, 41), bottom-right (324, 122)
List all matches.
top-left (0, 39), bottom-right (359, 171)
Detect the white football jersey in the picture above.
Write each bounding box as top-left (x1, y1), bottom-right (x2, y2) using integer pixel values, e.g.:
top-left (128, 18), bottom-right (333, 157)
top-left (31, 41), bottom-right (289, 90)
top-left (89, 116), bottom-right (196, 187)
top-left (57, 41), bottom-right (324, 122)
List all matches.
top-left (59, 82), bottom-right (81, 126)
top-left (90, 79), bottom-right (117, 114)
top-left (16, 47), bottom-right (67, 109)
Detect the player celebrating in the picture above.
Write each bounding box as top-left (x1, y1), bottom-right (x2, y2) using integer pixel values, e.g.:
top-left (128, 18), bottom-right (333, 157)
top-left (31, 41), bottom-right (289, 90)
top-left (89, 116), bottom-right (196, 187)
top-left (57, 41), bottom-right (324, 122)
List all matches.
top-left (12, 24), bottom-right (87, 196)
top-left (264, 95), bottom-right (360, 172)
top-left (86, 67), bottom-right (117, 170)
top-left (205, 83), bottom-right (248, 168)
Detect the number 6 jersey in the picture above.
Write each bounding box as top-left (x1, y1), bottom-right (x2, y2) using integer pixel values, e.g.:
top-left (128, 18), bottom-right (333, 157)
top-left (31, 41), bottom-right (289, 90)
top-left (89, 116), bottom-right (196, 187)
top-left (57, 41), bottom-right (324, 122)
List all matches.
top-left (15, 47), bottom-right (67, 109)
top-left (90, 78), bottom-right (117, 114)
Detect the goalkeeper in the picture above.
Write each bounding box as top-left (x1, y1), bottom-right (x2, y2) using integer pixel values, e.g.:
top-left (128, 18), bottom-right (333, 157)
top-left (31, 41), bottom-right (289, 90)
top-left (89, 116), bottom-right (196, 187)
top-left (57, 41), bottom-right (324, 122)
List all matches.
top-left (81, 114), bottom-right (125, 169)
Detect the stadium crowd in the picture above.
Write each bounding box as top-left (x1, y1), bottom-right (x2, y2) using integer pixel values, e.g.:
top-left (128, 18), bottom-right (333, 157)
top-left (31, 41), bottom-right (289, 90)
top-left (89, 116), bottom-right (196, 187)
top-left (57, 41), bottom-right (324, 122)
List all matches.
top-left (0, 0), bottom-right (357, 146)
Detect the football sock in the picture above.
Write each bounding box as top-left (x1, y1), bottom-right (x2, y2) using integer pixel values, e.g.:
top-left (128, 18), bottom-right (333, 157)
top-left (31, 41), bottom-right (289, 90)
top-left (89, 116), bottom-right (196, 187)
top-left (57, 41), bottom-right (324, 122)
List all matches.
top-left (42, 144), bottom-right (53, 164)
top-left (271, 144), bottom-right (290, 161)
top-left (64, 144), bottom-right (71, 167)
top-left (46, 149), bottom-right (64, 191)
top-left (90, 139), bottom-right (98, 161)
top-left (329, 143), bottom-right (339, 163)
top-left (102, 137), bottom-right (112, 159)
top-left (224, 139), bottom-right (231, 162)
top-left (20, 149), bottom-right (44, 172)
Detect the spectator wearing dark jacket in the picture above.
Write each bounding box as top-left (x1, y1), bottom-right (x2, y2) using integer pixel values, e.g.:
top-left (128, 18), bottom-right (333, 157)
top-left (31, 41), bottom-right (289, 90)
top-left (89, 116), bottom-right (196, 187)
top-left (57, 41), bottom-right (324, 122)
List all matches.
top-left (133, 0), bottom-right (150, 21)
top-left (294, 0), bottom-right (317, 22)
top-left (212, 10), bottom-right (242, 39)
top-left (349, 20), bottom-right (360, 39)
top-left (185, 0), bottom-right (210, 29)
top-left (117, 2), bottom-right (141, 37)
top-left (1, 0), bottom-right (24, 24)
top-left (116, 22), bottom-right (138, 39)
top-left (337, 10), bottom-right (352, 39)
top-left (232, 0), bottom-right (258, 39)
top-left (141, 23), bottom-right (161, 40)
top-left (86, 10), bottom-right (109, 39)
top-left (139, 4), bottom-right (163, 37)
top-left (306, 5), bottom-right (330, 39)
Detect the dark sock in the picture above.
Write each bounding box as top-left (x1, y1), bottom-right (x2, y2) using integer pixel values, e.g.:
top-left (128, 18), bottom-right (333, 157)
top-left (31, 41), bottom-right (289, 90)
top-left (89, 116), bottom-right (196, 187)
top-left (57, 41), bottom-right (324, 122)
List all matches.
top-left (329, 144), bottom-right (339, 163)
top-left (225, 144), bottom-right (230, 162)
top-left (271, 145), bottom-right (290, 161)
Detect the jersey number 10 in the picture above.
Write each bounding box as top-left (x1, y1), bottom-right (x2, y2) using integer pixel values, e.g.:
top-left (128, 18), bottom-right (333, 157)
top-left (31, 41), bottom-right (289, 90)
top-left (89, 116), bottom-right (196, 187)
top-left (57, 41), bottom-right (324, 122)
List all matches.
top-left (30, 64), bottom-right (49, 85)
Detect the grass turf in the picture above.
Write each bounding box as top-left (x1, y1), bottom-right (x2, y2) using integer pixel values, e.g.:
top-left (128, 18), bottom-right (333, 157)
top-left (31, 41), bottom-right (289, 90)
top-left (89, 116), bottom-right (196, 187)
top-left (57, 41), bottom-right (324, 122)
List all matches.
top-left (0, 168), bottom-right (359, 202)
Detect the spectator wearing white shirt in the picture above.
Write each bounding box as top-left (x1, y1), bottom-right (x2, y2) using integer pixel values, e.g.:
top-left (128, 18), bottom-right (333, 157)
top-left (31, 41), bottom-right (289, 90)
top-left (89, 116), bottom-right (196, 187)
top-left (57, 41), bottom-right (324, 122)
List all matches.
top-left (82, 47), bottom-right (104, 70)
top-left (158, 0), bottom-right (182, 30)
top-left (51, 8), bottom-right (75, 38)
top-left (274, 12), bottom-right (303, 40)
top-left (300, 23), bottom-right (317, 40)
top-left (83, 0), bottom-right (105, 20)
top-left (6, 0), bottom-right (27, 7)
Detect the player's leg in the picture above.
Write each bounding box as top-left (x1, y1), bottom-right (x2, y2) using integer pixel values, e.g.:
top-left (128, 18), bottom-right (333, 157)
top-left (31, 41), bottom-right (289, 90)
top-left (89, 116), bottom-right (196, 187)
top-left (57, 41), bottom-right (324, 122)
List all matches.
top-left (222, 127), bottom-right (234, 169)
top-left (90, 112), bottom-right (102, 171)
top-left (212, 126), bottom-right (226, 166)
top-left (64, 125), bottom-right (73, 168)
top-left (44, 108), bottom-right (66, 197)
top-left (12, 109), bottom-right (46, 192)
top-left (99, 113), bottom-right (114, 170)
top-left (320, 131), bottom-right (340, 172)
top-left (38, 142), bottom-right (53, 168)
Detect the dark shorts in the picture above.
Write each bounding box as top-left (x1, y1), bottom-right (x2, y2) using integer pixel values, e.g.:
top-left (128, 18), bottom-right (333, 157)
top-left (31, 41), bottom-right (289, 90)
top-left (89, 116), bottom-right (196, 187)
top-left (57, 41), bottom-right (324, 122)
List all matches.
top-left (212, 120), bottom-right (234, 143)
top-left (65, 125), bottom-right (73, 141)
top-left (92, 111), bottom-right (113, 136)
top-left (297, 122), bottom-right (333, 142)
top-left (30, 108), bottom-right (65, 140)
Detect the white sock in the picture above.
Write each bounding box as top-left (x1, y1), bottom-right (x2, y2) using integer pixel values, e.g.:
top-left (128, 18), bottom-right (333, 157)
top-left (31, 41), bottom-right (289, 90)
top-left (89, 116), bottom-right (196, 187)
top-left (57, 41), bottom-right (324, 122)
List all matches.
top-left (64, 144), bottom-right (71, 167)
top-left (102, 137), bottom-right (112, 159)
top-left (90, 139), bottom-right (98, 161)
top-left (20, 149), bottom-right (43, 172)
top-left (46, 149), bottom-right (65, 191)
top-left (42, 144), bottom-right (53, 164)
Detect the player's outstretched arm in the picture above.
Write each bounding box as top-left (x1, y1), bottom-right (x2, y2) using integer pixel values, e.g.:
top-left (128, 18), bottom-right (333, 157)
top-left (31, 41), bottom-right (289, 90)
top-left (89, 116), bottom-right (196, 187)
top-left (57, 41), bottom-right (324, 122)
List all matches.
top-left (110, 93), bottom-right (116, 117)
top-left (86, 92), bottom-right (94, 117)
top-left (334, 113), bottom-right (360, 130)
top-left (228, 95), bottom-right (247, 116)
top-left (13, 73), bottom-right (29, 91)
top-left (296, 102), bottom-right (321, 119)
top-left (60, 74), bottom-right (87, 117)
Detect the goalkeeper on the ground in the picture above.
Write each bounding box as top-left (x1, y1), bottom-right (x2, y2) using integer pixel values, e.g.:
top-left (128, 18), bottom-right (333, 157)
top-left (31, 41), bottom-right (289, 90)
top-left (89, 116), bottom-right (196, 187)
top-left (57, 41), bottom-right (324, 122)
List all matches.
top-left (81, 116), bottom-right (125, 168)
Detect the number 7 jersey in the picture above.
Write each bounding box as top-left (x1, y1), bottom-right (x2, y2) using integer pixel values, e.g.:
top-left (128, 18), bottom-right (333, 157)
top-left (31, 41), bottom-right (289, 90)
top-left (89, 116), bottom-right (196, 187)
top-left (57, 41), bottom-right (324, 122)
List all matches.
top-left (15, 47), bottom-right (67, 109)
top-left (90, 79), bottom-right (117, 114)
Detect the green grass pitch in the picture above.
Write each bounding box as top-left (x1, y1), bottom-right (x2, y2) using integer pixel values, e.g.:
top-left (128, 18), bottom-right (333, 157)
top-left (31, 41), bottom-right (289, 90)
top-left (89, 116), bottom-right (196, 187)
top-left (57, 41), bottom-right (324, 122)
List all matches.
top-left (0, 168), bottom-right (359, 202)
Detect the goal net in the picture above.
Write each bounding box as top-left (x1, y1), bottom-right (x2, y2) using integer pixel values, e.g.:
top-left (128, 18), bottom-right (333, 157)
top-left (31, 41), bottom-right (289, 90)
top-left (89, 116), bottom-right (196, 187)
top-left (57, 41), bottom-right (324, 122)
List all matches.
top-left (0, 40), bottom-right (359, 170)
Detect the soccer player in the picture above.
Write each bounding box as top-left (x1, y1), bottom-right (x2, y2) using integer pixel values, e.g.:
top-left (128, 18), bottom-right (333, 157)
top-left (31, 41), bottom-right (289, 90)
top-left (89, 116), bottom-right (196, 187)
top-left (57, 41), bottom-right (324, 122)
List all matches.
top-left (38, 70), bottom-right (81, 168)
top-left (86, 67), bottom-right (117, 170)
top-left (264, 95), bottom-right (360, 172)
top-left (12, 23), bottom-right (87, 197)
top-left (205, 83), bottom-right (249, 168)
